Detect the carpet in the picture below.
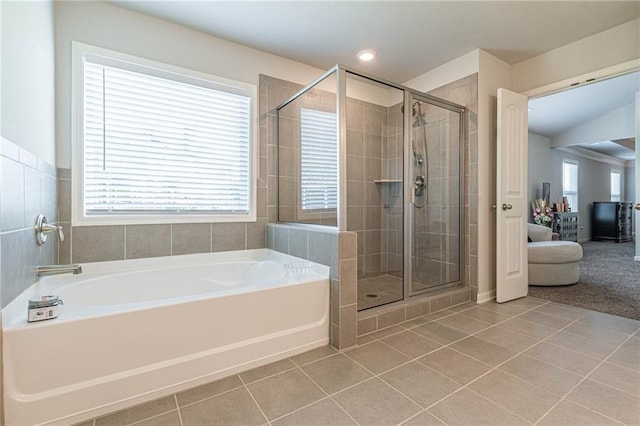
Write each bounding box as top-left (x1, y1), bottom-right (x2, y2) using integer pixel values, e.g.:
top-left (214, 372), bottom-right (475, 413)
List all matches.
top-left (528, 241), bottom-right (640, 320)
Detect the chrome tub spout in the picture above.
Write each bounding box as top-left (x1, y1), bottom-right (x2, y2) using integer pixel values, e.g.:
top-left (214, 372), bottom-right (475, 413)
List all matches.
top-left (36, 264), bottom-right (83, 278)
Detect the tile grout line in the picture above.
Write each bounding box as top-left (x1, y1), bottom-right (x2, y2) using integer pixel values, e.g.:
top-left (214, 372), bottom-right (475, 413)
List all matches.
top-left (386, 301), bottom-right (587, 424)
top-left (338, 341), bottom-right (464, 424)
top-left (173, 395), bottom-right (184, 426)
top-left (172, 382), bottom-right (245, 411)
top-left (348, 300), bottom-right (552, 387)
top-left (123, 407), bottom-right (181, 426)
top-left (409, 310), bottom-right (563, 423)
top-left (238, 372), bottom-right (271, 426)
top-left (456, 308), bottom-right (637, 424)
top-left (295, 365), bottom-right (362, 426)
top-left (451, 308), bottom-right (591, 420)
top-left (406, 307), bottom-right (587, 425)
top-left (533, 329), bottom-right (640, 425)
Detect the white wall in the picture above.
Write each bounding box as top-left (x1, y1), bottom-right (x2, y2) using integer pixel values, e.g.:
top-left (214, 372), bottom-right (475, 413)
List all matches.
top-left (528, 133), bottom-right (563, 205)
top-left (626, 166), bottom-right (636, 202)
top-left (54, 1), bottom-right (325, 169)
top-left (1, 0), bottom-right (56, 164)
top-left (512, 19), bottom-right (640, 93)
top-left (552, 103), bottom-right (636, 147)
top-left (475, 50), bottom-right (512, 303)
top-left (528, 132), bottom-right (627, 242)
top-left (403, 50), bottom-right (479, 92)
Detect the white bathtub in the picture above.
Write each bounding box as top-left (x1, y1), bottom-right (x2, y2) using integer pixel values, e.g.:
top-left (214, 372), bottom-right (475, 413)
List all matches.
top-left (2, 249), bottom-right (330, 425)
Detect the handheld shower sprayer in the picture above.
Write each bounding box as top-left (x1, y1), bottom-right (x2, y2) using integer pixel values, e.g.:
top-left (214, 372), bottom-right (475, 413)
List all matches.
top-left (412, 144), bottom-right (424, 165)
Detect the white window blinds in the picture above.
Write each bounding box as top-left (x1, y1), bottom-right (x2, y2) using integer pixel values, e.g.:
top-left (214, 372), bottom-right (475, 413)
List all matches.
top-left (300, 108), bottom-right (338, 210)
top-left (611, 170), bottom-right (621, 202)
top-left (83, 57), bottom-right (252, 216)
top-left (562, 161), bottom-right (578, 212)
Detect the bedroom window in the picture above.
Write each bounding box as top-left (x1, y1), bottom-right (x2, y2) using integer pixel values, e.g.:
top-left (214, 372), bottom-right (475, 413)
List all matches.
top-left (72, 42), bottom-right (257, 225)
top-left (610, 170), bottom-right (621, 202)
top-left (562, 160), bottom-right (578, 212)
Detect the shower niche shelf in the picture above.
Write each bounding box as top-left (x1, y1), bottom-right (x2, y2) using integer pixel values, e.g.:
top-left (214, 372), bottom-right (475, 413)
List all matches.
top-left (374, 180), bottom-right (402, 207)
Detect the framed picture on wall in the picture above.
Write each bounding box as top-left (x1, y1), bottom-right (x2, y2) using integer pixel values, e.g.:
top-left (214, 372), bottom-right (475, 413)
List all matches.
top-left (541, 182), bottom-right (550, 204)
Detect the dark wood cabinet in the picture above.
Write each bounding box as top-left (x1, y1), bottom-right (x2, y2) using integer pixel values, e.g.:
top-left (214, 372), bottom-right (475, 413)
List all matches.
top-left (591, 202), bottom-right (633, 243)
top-left (552, 212), bottom-right (578, 242)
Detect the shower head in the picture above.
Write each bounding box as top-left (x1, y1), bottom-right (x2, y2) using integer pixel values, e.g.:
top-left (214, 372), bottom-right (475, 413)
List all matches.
top-left (401, 101), bottom-right (427, 127)
top-left (412, 102), bottom-right (426, 127)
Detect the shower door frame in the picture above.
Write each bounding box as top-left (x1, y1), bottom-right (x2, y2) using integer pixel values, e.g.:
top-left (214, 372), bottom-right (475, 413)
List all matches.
top-left (276, 65), bottom-right (467, 306)
top-left (403, 91), bottom-right (466, 298)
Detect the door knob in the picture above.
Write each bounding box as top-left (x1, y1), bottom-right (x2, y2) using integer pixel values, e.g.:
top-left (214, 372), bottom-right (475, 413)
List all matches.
top-left (636, 203), bottom-right (640, 211)
top-left (502, 203), bottom-right (513, 211)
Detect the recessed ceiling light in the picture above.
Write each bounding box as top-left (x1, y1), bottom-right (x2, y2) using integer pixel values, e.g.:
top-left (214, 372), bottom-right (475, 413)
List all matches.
top-left (358, 50), bottom-right (376, 62)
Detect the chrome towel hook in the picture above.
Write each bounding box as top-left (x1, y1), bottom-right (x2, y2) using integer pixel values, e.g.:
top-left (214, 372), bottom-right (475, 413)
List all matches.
top-left (35, 214), bottom-right (64, 246)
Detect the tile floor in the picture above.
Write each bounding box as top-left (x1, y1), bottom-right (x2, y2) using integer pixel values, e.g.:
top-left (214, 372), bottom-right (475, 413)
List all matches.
top-left (79, 297), bottom-right (640, 426)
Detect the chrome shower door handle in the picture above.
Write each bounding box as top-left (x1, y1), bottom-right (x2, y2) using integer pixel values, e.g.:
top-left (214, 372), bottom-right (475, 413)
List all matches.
top-left (636, 203), bottom-right (640, 211)
top-left (501, 203), bottom-right (513, 211)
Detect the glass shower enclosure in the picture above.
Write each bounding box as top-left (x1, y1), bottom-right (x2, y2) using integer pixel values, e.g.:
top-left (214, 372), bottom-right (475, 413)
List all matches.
top-left (276, 66), bottom-right (465, 312)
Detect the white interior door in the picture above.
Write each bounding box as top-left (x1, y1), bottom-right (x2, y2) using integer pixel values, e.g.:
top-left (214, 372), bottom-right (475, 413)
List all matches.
top-left (496, 88), bottom-right (529, 303)
top-left (635, 91), bottom-right (639, 262)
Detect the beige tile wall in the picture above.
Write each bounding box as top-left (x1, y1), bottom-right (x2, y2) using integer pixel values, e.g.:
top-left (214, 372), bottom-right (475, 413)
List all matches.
top-left (411, 106), bottom-right (462, 288)
top-left (346, 97), bottom-right (391, 279)
top-left (427, 74), bottom-right (479, 300)
top-left (1, 138), bottom-right (58, 307)
top-left (357, 287), bottom-right (471, 337)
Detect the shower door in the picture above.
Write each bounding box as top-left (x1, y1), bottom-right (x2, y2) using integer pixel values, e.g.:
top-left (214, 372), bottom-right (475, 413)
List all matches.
top-left (406, 93), bottom-right (463, 296)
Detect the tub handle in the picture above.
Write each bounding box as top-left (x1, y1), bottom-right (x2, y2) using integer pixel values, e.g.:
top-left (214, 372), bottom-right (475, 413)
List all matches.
top-left (35, 214), bottom-right (64, 246)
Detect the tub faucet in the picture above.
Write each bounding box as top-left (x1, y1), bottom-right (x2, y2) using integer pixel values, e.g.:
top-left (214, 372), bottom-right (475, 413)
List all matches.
top-left (36, 264), bottom-right (83, 278)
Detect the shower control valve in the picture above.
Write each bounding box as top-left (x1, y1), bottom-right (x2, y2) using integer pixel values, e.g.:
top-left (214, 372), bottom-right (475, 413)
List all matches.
top-left (414, 175), bottom-right (427, 192)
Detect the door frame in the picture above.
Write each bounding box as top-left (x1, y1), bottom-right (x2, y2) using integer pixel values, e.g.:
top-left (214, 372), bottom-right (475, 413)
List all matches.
top-left (519, 61), bottom-right (640, 262)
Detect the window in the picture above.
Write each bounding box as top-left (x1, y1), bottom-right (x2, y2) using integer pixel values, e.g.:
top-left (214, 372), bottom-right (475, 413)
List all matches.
top-left (610, 170), bottom-right (621, 202)
top-left (72, 43), bottom-right (257, 225)
top-left (562, 160), bottom-right (578, 212)
top-left (300, 108), bottom-right (337, 211)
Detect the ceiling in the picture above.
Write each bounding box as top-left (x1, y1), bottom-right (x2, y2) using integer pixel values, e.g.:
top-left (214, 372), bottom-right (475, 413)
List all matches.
top-left (108, 1), bottom-right (639, 83)
top-left (529, 71), bottom-right (639, 161)
top-left (106, 1), bottom-right (638, 161)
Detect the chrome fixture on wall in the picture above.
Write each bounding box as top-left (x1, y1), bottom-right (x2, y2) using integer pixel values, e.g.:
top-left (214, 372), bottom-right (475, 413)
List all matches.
top-left (36, 264), bottom-right (82, 278)
top-left (35, 214), bottom-right (64, 246)
top-left (410, 101), bottom-right (429, 208)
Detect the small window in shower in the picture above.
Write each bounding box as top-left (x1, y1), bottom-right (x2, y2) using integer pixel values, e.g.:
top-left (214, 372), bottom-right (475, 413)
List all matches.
top-left (300, 108), bottom-right (338, 212)
top-left (277, 70), bottom-right (338, 227)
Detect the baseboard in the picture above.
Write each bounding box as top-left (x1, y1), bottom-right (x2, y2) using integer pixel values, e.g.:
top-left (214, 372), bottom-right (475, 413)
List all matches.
top-left (635, 256), bottom-right (640, 262)
top-left (476, 289), bottom-right (496, 304)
